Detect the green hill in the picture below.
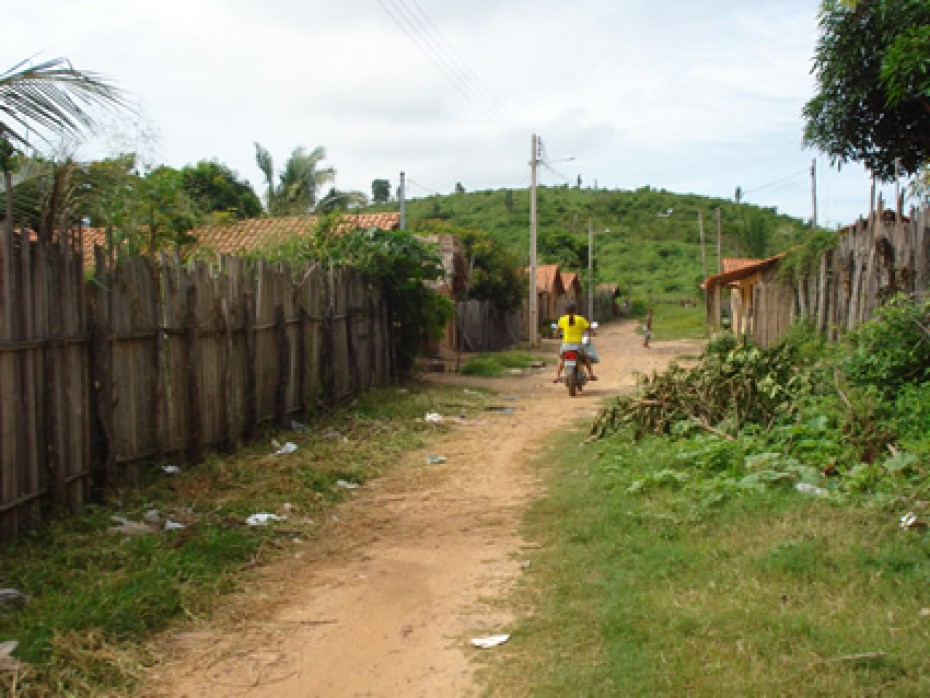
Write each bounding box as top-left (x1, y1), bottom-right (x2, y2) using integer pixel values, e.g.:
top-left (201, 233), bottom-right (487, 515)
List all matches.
top-left (367, 186), bottom-right (810, 302)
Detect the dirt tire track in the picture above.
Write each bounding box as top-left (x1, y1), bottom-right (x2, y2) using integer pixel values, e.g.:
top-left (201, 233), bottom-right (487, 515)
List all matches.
top-left (138, 319), bottom-right (699, 698)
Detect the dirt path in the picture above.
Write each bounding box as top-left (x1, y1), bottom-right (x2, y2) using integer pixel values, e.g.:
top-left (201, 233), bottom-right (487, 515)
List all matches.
top-left (139, 319), bottom-right (699, 698)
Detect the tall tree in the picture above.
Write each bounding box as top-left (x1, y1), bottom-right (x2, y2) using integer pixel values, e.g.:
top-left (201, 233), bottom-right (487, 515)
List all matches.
top-left (254, 142), bottom-right (335, 216)
top-left (803, 0), bottom-right (930, 179)
top-left (371, 178), bottom-right (391, 203)
top-left (180, 160), bottom-right (262, 221)
top-left (315, 186), bottom-right (368, 214)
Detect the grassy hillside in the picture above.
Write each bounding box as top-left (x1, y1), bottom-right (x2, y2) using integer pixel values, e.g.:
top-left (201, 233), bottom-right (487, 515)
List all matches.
top-left (366, 186), bottom-right (811, 301)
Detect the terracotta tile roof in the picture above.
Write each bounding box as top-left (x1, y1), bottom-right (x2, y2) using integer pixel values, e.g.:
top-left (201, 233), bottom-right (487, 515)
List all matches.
top-left (190, 212), bottom-right (401, 257)
top-left (75, 212), bottom-right (401, 267)
top-left (560, 271), bottom-right (581, 292)
top-left (525, 263), bottom-right (563, 294)
top-left (721, 258), bottom-right (764, 274)
top-left (704, 253), bottom-right (787, 291)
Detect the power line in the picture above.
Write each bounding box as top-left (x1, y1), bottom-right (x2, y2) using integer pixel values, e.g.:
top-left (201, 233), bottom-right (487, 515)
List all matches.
top-left (742, 168), bottom-right (808, 196)
top-left (375, 0), bottom-right (526, 146)
top-left (406, 177), bottom-right (441, 196)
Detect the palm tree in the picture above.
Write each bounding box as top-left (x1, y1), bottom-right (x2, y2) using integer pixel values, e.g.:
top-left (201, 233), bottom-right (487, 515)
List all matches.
top-left (0, 56), bottom-right (128, 148)
top-left (254, 142), bottom-right (336, 216)
top-left (1, 56), bottom-right (128, 234)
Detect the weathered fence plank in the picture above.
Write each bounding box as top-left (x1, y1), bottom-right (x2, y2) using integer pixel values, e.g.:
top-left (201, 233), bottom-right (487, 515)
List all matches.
top-left (1, 235), bottom-right (395, 542)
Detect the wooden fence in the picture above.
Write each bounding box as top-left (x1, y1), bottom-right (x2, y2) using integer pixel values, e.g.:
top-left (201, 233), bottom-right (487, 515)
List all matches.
top-left (717, 205), bottom-right (930, 348)
top-left (0, 230), bottom-right (392, 542)
top-left (799, 207), bottom-right (929, 339)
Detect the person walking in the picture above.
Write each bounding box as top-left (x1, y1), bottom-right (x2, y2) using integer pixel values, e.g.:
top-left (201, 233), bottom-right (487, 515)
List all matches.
top-left (642, 308), bottom-right (653, 348)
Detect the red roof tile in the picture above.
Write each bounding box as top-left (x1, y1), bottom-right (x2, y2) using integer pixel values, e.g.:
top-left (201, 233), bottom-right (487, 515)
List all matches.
top-left (525, 263), bottom-right (563, 293)
top-left (76, 213), bottom-right (401, 267)
top-left (190, 212), bottom-right (401, 257)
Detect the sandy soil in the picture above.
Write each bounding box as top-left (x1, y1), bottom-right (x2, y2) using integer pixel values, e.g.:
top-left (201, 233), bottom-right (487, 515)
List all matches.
top-left (138, 318), bottom-right (699, 698)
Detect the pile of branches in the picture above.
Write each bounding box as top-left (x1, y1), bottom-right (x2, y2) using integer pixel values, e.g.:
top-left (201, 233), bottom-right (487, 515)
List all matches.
top-left (591, 338), bottom-right (805, 441)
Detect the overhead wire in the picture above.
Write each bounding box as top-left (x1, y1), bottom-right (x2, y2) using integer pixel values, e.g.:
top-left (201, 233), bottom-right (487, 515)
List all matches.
top-left (742, 168), bottom-right (808, 196)
top-left (375, 0), bottom-right (527, 147)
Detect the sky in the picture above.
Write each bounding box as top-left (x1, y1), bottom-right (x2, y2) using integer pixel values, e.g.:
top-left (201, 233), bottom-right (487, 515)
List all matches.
top-left (5, 0), bottom-right (907, 228)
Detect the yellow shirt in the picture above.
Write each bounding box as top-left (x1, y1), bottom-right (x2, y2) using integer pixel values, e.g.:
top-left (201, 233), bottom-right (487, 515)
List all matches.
top-left (557, 314), bottom-right (589, 344)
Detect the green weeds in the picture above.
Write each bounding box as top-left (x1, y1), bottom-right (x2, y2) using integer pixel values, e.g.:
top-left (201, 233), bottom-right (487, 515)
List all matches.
top-left (0, 383), bottom-right (487, 697)
top-left (480, 296), bottom-right (930, 696)
top-left (460, 350), bottom-right (539, 377)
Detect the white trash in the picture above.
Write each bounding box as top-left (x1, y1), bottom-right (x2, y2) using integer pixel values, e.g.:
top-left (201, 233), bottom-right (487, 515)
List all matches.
top-left (424, 412), bottom-right (444, 423)
top-left (245, 513), bottom-right (285, 527)
top-left (162, 464), bottom-right (181, 474)
top-left (336, 479), bottom-right (359, 489)
top-left (275, 442), bottom-right (298, 456)
top-left (470, 634), bottom-right (510, 649)
top-left (794, 482), bottom-right (828, 497)
top-left (164, 520), bottom-right (186, 531)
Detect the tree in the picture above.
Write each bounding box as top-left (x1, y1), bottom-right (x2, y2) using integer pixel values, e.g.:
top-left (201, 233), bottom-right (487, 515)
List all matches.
top-left (0, 56), bottom-right (128, 149)
top-left (803, 0), bottom-right (930, 179)
top-left (371, 178), bottom-right (391, 203)
top-left (254, 142), bottom-right (335, 216)
top-left (315, 186), bottom-right (368, 214)
top-left (180, 160), bottom-right (262, 221)
top-left (1, 56), bottom-right (127, 234)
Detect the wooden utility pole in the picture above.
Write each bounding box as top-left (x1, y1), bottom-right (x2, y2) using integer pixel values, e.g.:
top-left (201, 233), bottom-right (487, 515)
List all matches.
top-left (810, 158), bottom-right (817, 229)
top-left (399, 171), bottom-right (406, 231)
top-left (529, 134), bottom-right (539, 346)
top-left (588, 218), bottom-right (594, 318)
top-left (715, 208), bottom-right (722, 274)
top-left (698, 209), bottom-right (707, 282)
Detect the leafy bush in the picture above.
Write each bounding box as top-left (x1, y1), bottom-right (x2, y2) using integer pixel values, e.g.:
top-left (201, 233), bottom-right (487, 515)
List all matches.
top-left (842, 294), bottom-right (930, 395)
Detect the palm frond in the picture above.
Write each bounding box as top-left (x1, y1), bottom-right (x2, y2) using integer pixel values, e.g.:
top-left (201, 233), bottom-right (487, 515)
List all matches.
top-left (0, 56), bottom-right (130, 147)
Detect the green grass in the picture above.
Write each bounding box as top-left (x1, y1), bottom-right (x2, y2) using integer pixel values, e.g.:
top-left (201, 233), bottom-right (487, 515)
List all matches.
top-left (0, 383), bottom-right (490, 697)
top-left (479, 429), bottom-right (930, 697)
top-left (634, 301), bottom-right (707, 343)
top-left (461, 350), bottom-right (539, 377)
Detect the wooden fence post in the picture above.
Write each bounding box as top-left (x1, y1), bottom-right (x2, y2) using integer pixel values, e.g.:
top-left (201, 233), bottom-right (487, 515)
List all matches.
top-left (184, 284), bottom-right (202, 464)
top-left (243, 288), bottom-right (257, 440)
top-left (275, 303), bottom-right (290, 427)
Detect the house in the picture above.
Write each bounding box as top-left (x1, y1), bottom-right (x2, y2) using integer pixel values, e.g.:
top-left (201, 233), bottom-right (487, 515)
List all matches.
top-left (417, 232), bottom-right (469, 354)
top-left (77, 212), bottom-right (402, 268)
top-left (188, 212), bottom-right (402, 259)
top-left (527, 263), bottom-right (564, 324)
top-left (703, 254), bottom-right (791, 348)
top-left (559, 271), bottom-right (583, 315)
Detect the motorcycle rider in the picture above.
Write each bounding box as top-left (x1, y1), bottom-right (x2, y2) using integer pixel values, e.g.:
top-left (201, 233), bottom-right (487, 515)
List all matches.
top-left (552, 303), bottom-right (597, 383)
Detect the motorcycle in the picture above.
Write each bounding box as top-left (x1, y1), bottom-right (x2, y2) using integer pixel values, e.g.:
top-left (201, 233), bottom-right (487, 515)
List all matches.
top-left (552, 322), bottom-right (597, 397)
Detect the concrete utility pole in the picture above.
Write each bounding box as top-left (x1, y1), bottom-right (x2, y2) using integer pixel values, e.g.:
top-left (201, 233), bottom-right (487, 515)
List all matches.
top-left (529, 134), bottom-right (539, 346)
top-left (810, 158), bottom-right (817, 229)
top-left (715, 208), bottom-right (722, 274)
top-left (588, 218), bottom-right (594, 319)
top-left (399, 171), bottom-right (406, 231)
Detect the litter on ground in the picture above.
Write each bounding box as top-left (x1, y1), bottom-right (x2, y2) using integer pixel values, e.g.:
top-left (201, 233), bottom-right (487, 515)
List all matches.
top-left (162, 464), bottom-right (181, 474)
top-left (108, 515), bottom-right (154, 536)
top-left (245, 513), bottom-right (285, 527)
top-left (470, 634), bottom-right (510, 649)
top-left (274, 441), bottom-right (298, 455)
top-left (336, 479), bottom-right (359, 489)
top-left (424, 412), bottom-right (444, 423)
top-left (427, 455), bottom-right (447, 464)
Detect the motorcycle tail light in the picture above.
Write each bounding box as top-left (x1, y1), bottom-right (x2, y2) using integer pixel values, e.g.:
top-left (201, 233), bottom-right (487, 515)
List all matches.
top-left (564, 351), bottom-right (577, 360)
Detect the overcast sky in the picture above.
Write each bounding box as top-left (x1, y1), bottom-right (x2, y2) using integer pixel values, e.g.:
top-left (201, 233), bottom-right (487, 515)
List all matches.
top-left (6, 0), bottom-right (903, 228)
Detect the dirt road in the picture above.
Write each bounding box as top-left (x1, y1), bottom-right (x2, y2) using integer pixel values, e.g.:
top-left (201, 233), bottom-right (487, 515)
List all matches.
top-left (140, 319), bottom-right (699, 698)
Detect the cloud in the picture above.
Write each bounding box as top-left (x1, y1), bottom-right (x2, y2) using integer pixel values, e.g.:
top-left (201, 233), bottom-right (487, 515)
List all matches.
top-left (3, 0), bottom-right (892, 225)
